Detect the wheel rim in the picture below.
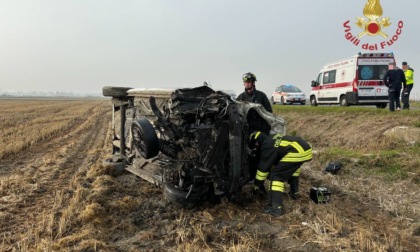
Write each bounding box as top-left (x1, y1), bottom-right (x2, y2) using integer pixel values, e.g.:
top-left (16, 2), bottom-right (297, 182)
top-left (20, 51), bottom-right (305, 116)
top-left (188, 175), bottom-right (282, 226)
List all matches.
top-left (132, 126), bottom-right (147, 156)
top-left (131, 118), bottom-right (160, 159)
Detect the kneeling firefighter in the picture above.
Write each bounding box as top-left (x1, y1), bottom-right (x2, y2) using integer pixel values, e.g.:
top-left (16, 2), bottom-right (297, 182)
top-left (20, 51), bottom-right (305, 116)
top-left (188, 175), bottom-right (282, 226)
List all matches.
top-left (249, 131), bottom-right (313, 216)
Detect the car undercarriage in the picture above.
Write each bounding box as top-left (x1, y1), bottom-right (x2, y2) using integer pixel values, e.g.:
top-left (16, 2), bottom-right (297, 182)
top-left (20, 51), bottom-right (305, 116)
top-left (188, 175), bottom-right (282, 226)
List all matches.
top-left (103, 85), bottom-right (286, 204)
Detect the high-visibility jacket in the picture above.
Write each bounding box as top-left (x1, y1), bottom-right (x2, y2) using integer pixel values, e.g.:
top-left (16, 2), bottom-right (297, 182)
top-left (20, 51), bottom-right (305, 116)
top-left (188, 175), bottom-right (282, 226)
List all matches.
top-left (404, 68), bottom-right (414, 85)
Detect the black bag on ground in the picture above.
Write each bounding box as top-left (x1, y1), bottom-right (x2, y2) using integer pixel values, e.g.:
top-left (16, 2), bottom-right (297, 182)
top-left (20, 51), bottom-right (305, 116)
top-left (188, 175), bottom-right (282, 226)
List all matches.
top-left (324, 162), bottom-right (342, 174)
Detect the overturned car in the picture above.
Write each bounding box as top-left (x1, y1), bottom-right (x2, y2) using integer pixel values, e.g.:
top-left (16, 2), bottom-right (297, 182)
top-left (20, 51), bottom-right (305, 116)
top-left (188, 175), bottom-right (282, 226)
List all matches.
top-left (102, 85), bottom-right (286, 204)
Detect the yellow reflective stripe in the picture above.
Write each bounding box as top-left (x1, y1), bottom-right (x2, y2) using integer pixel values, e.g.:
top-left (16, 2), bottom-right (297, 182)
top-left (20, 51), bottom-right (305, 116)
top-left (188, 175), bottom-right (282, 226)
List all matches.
top-left (256, 170), bottom-right (268, 181)
top-left (282, 151), bottom-right (312, 162)
top-left (279, 140), bottom-right (309, 153)
top-left (270, 180), bottom-right (284, 192)
top-left (289, 151), bottom-right (312, 158)
top-left (279, 141), bottom-right (290, 147)
top-left (292, 168), bottom-right (301, 177)
top-left (254, 132), bottom-right (261, 139)
top-left (282, 156), bottom-right (312, 162)
top-left (285, 150), bottom-right (312, 157)
top-left (291, 142), bottom-right (305, 153)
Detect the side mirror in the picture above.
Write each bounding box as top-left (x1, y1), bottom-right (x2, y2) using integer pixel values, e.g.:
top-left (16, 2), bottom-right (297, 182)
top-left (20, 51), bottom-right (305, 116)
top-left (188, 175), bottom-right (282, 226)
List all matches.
top-left (311, 80), bottom-right (319, 87)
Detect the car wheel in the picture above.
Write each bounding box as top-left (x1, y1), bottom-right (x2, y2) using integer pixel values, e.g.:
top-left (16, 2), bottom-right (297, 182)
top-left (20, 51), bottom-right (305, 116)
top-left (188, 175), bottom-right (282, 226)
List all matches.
top-left (102, 86), bottom-right (132, 97)
top-left (340, 95), bottom-right (349, 106)
top-left (280, 97), bottom-right (285, 105)
top-left (310, 96), bottom-right (318, 106)
top-left (301, 102), bottom-right (306, 105)
top-left (131, 118), bottom-right (159, 159)
top-left (376, 103), bottom-right (387, 109)
top-left (271, 97), bottom-right (276, 105)
top-left (163, 182), bottom-right (203, 205)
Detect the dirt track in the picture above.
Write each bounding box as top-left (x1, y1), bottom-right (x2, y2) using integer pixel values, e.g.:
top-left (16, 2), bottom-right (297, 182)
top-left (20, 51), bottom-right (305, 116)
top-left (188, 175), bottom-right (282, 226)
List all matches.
top-left (1, 99), bottom-right (419, 251)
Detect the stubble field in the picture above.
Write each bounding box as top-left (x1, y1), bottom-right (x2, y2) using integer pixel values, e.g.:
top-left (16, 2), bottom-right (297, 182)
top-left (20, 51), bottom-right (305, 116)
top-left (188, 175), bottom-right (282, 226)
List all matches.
top-left (1, 98), bottom-right (419, 251)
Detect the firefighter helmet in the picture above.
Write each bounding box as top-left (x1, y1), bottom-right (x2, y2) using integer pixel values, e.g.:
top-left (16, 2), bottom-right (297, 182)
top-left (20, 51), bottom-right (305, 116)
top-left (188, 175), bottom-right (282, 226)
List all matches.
top-left (248, 131), bottom-right (262, 149)
top-left (242, 72), bottom-right (257, 82)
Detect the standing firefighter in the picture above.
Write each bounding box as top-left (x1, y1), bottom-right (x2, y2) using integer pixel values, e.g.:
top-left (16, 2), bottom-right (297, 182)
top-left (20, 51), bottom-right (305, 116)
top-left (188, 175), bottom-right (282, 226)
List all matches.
top-left (249, 132), bottom-right (313, 216)
top-left (238, 72), bottom-right (273, 181)
top-left (237, 72), bottom-right (273, 113)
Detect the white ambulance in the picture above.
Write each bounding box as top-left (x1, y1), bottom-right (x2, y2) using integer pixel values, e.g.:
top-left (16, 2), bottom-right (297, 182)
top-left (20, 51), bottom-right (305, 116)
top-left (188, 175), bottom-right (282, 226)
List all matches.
top-left (310, 52), bottom-right (396, 108)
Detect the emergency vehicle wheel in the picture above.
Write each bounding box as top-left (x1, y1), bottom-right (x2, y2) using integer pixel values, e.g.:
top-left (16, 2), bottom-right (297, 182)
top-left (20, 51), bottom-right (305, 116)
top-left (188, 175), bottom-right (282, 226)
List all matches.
top-left (340, 95), bottom-right (349, 106)
top-left (280, 97), bottom-right (285, 105)
top-left (310, 96), bottom-right (318, 106)
top-left (376, 103), bottom-right (387, 109)
top-left (271, 97), bottom-right (276, 105)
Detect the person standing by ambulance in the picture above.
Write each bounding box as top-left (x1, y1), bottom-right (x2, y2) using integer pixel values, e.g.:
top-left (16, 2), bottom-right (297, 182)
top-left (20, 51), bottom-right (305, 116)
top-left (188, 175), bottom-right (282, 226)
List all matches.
top-left (402, 62), bottom-right (414, 110)
top-left (383, 62), bottom-right (406, 112)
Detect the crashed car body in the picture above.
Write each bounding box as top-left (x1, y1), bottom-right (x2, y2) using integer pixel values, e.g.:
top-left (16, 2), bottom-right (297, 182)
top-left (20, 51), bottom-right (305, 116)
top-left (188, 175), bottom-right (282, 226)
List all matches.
top-left (102, 85), bottom-right (286, 204)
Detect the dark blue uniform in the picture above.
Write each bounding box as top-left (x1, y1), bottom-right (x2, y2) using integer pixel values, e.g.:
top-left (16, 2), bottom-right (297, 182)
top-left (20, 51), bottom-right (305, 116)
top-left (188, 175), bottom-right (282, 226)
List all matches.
top-left (383, 68), bottom-right (406, 111)
top-left (237, 89), bottom-right (273, 112)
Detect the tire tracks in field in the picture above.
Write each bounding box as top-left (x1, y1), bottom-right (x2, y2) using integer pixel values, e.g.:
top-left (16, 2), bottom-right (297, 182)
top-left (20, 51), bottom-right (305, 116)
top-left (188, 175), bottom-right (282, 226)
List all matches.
top-left (0, 101), bottom-right (106, 175)
top-left (0, 101), bottom-right (111, 250)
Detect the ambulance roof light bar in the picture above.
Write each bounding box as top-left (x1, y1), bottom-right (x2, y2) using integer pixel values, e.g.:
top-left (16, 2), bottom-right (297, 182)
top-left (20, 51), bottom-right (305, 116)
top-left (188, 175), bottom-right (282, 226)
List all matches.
top-left (358, 52), bottom-right (394, 58)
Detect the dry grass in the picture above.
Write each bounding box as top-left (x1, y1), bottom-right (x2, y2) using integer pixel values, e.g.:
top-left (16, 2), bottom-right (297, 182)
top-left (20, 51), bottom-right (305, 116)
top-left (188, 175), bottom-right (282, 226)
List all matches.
top-left (0, 98), bottom-right (110, 251)
top-left (1, 99), bottom-right (420, 251)
top-left (0, 99), bottom-right (105, 159)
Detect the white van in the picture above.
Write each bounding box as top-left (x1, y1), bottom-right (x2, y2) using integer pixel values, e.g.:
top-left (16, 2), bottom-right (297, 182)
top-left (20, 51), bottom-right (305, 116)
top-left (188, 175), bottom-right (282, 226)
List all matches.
top-left (310, 52), bottom-right (396, 108)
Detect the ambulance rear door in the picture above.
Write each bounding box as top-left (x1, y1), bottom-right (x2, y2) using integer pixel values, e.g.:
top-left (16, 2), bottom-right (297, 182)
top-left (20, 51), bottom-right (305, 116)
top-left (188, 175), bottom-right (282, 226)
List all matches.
top-left (357, 56), bottom-right (393, 103)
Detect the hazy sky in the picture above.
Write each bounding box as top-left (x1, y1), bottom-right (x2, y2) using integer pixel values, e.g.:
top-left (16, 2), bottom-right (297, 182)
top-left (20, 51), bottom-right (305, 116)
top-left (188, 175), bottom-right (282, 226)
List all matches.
top-left (1, 0), bottom-right (419, 99)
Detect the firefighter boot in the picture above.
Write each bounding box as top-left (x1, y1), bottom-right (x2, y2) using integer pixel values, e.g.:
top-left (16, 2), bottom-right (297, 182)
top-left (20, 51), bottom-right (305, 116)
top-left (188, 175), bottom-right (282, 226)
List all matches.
top-left (288, 176), bottom-right (300, 200)
top-left (263, 204), bottom-right (284, 216)
top-left (263, 190), bottom-right (284, 216)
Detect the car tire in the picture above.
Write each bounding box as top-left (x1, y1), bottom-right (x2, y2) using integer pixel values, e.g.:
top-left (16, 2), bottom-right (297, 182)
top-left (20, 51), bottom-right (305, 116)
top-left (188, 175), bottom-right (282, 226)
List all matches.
top-left (340, 95), bottom-right (349, 106)
top-left (163, 182), bottom-right (203, 205)
top-left (280, 97), bottom-right (285, 105)
top-left (376, 103), bottom-right (387, 109)
top-left (271, 97), bottom-right (276, 105)
top-left (131, 118), bottom-right (159, 159)
top-left (102, 86), bottom-right (132, 97)
top-left (310, 96), bottom-right (318, 106)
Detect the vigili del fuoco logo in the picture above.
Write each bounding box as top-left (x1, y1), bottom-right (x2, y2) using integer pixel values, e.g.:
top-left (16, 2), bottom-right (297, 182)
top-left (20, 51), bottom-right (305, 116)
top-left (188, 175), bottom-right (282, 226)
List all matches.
top-left (343, 0), bottom-right (403, 50)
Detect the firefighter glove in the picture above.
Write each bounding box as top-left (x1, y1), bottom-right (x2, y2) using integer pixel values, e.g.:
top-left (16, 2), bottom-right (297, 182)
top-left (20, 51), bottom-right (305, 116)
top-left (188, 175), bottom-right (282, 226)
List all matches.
top-left (253, 179), bottom-right (267, 195)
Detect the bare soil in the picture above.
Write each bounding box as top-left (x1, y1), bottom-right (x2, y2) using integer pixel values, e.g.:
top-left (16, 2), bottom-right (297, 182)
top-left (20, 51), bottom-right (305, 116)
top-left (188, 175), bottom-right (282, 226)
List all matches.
top-left (1, 100), bottom-right (419, 251)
